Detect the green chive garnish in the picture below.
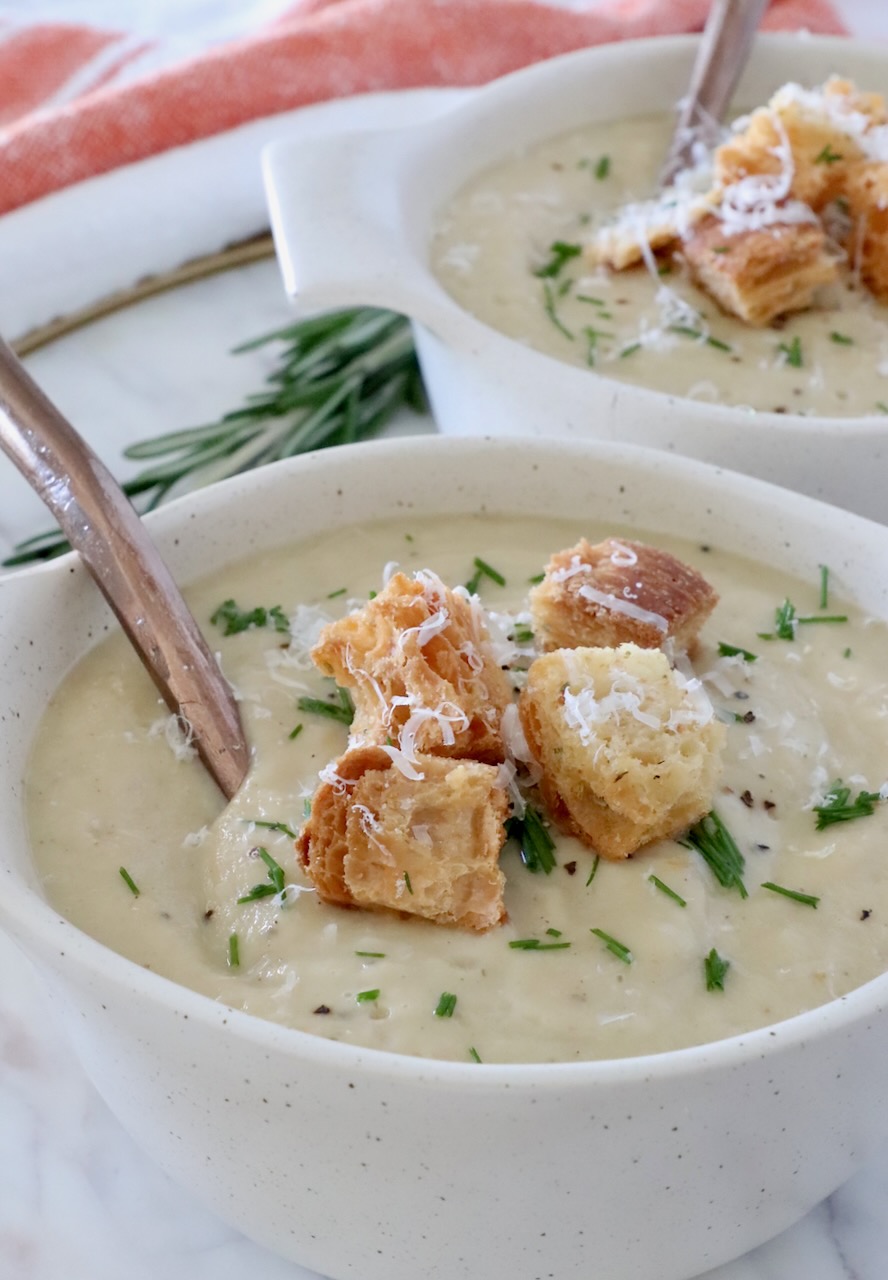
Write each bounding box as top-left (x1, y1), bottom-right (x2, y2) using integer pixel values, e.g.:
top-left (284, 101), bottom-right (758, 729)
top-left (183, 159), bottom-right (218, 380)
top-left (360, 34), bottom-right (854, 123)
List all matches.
top-left (297, 687), bottom-right (354, 725)
top-left (590, 927), bottom-right (632, 963)
top-left (586, 854), bottom-right (601, 887)
top-left (649, 875), bottom-right (687, 907)
top-left (506, 804), bottom-right (557, 875)
top-left (509, 938), bottom-right (571, 951)
top-left (704, 948), bottom-right (729, 991)
top-left (356, 989), bottom-right (380, 1003)
top-left (595, 155), bottom-right (611, 180)
top-left (814, 781), bottom-right (882, 830)
top-left (434, 992), bottom-right (458, 1017)
top-left (682, 812), bottom-right (747, 898)
top-left (468, 1046), bottom-right (482, 1063)
top-left (535, 241), bottom-right (582, 279)
top-left (761, 881), bottom-right (820, 908)
top-left (718, 641), bottom-right (758, 662)
top-left (119, 865), bottom-right (140, 897)
top-left (355, 951), bottom-right (386, 958)
top-left (830, 331), bottom-right (853, 345)
top-left (228, 933), bottom-right (240, 968)
top-left (288, 723), bottom-right (304, 740)
top-left (778, 336), bottom-right (803, 368)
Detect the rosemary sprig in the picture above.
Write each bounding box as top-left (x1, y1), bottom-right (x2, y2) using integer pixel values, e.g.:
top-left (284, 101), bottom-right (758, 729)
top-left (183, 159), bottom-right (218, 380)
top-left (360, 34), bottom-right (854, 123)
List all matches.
top-left (4, 307), bottom-right (425, 566)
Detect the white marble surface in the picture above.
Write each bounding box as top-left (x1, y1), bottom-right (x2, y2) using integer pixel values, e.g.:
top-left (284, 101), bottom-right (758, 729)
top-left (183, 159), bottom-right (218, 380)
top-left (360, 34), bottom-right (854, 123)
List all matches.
top-left (4, 18), bottom-right (888, 1276)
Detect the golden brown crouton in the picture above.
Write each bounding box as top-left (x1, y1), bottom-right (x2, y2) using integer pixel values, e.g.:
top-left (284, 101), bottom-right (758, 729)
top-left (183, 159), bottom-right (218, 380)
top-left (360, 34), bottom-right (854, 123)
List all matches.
top-left (585, 192), bottom-right (716, 271)
top-left (311, 570), bottom-right (511, 764)
top-left (715, 103), bottom-right (862, 213)
top-left (519, 644), bottom-right (725, 860)
top-left (843, 162), bottom-right (888, 302)
top-left (681, 214), bottom-right (839, 326)
top-left (529, 537), bottom-right (717, 656)
top-left (296, 745), bottom-right (508, 929)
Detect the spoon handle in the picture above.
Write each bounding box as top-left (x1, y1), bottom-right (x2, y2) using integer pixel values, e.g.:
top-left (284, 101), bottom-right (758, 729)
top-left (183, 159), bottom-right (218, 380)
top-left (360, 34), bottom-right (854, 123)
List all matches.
top-left (0, 337), bottom-right (249, 801)
top-left (660, 0), bottom-right (770, 187)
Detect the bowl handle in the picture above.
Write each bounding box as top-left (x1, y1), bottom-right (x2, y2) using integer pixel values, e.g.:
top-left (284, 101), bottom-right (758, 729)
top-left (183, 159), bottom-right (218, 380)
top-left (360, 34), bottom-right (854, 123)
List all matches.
top-left (262, 127), bottom-right (445, 322)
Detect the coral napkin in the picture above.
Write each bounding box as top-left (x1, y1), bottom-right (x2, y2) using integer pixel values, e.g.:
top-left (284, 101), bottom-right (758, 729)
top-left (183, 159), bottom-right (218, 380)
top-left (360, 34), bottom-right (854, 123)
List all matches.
top-left (0, 0), bottom-right (845, 218)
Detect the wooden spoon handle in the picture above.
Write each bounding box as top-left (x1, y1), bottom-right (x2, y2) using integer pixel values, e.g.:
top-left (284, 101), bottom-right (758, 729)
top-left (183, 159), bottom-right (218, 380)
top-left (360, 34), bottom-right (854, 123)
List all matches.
top-left (0, 336), bottom-right (249, 800)
top-left (660, 0), bottom-right (771, 187)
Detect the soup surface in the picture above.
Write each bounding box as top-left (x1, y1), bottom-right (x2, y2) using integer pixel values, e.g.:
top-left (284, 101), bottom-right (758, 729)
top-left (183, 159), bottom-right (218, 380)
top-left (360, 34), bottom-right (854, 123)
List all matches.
top-left (28, 515), bottom-right (888, 1063)
top-left (431, 114), bottom-right (888, 417)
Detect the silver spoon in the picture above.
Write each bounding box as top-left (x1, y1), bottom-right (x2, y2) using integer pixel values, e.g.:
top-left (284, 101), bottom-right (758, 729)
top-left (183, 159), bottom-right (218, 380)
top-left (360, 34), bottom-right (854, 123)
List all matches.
top-left (0, 336), bottom-right (249, 801)
top-left (661, 0), bottom-right (771, 187)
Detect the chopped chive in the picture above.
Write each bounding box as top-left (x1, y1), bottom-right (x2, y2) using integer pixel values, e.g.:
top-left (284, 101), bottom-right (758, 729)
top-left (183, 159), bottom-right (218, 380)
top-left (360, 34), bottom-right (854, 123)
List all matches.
top-left (119, 865), bottom-right (140, 897)
top-left (718, 641), bottom-right (758, 662)
top-left (403, 871), bottom-right (413, 895)
top-left (228, 933), bottom-right (240, 968)
top-left (542, 281), bottom-right (575, 340)
top-left (796, 614), bottom-right (848, 625)
top-left (546, 927), bottom-right (563, 937)
top-left (535, 240), bottom-right (582, 279)
top-left (814, 780), bottom-right (882, 830)
top-left (303, 797), bottom-right (312, 819)
top-left (704, 948), bottom-right (729, 991)
top-left (761, 881), bottom-right (820, 908)
top-left (586, 854), bottom-right (601, 887)
top-left (619, 342), bottom-right (641, 358)
top-left (210, 598), bottom-right (290, 636)
top-left (288, 722), bottom-right (304, 740)
top-left (778, 336), bottom-right (803, 368)
top-left (595, 155), bottom-right (611, 180)
top-left (576, 294), bottom-right (607, 306)
top-left (468, 1046), bottom-right (482, 1063)
top-left (528, 571), bottom-right (546, 585)
top-left (472, 556), bottom-right (505, 586)
top-left (681, 811), bottom-right (747, 897)
top-left (649, 874), bottom-right (687, 907)
top-left (843, 647), bottom-right (852, 658)
top-left (355, 950), bottom-right (386, 958)
top-left (238, 846), bottom-right (287, 903)
top-left (830, 331), bottom-right (853, 345)
top-left (297, 688), bottom-right (354, 725)
top-left (758, 597), bottom-right (797, 641)
top-left (327, 587), bottom-right (347, 599)
top-left (248, 819), bottom-right (299, 840)
top-left (356, 989), bottom-right (380, 1003)
top-left (512, 623), bottom-right (535, 644)
top-left (508, 937), bottom-right (571, 951)
top-left (877, 402), bottom-right (888, 415)
top-left (434, 992), bottom-right (458, 1018)
top-left (669, 324), bottom-right (703, 339)
top-left (815, 143), bottom-right (843, 164)
top-left (591, 927), bottom-right (632, 963)
top-left (706, 335), bottom-right (732, 352)
top-left (506, 804), bottom-right (557, 874)
top-left (712, 245), bottom-right (730, 254)
top-left (819, 563), bottom-right (830, 609)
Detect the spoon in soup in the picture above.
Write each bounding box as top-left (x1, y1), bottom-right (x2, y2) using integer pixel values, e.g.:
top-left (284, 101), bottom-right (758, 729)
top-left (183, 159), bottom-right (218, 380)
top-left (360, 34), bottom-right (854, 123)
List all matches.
top-left (0, 336), bottom-right (249, 801)
top-left (660, 0), bottom-right (771, 187)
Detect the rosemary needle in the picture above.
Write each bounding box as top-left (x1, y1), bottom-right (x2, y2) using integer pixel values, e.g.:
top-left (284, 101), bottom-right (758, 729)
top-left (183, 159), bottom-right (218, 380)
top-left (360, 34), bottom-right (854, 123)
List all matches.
top-left (5, 308), bottom-right (425, 565)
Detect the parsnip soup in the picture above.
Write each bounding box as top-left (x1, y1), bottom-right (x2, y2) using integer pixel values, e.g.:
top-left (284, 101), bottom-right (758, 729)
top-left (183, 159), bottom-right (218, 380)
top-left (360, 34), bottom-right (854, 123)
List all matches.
top-left (27, 515), bottom-right (888, 1063)
top-left (431, 114), bottom-right (888, 418)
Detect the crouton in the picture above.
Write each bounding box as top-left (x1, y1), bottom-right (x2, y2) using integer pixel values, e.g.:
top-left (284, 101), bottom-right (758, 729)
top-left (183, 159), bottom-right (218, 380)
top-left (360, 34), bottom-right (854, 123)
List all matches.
top-left (715, 98), bottom-right (864, 213)
top-left (296, 745), bottom-right (508, 930)
top-left (682, 214), bottom-right (839, 326)
top-left (585, 191), bottom-right (717, 271)
top-left (843, 161), bottom-right (888, 302)
top-left (529, 537), bottom-right (717, 656)
top-left (519, 644), bottom-right (725, 860)
top-left (311, 570), bottom-right (512, 764)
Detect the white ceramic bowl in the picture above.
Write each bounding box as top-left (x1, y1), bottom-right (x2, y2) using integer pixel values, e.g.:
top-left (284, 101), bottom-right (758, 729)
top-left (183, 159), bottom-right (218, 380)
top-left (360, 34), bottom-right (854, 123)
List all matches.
top-left (2, 436), bottom-right (888, 1279)
top-left (263, 34), bottom-right (888, 523)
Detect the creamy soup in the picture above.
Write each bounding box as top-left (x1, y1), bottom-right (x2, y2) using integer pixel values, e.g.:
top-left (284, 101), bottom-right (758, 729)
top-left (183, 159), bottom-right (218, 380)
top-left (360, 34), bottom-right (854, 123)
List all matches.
top-left (431, 114), bottom-right (888, 417)
top-left (27, 515), bottom-right (888, 1063)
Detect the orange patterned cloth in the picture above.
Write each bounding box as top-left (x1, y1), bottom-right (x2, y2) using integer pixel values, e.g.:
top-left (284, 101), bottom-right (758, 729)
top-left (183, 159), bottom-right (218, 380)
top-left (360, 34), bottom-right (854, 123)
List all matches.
top-left (0, 0), bottom-right (845, 217)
